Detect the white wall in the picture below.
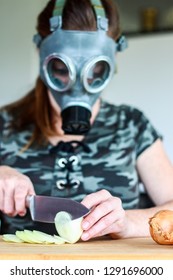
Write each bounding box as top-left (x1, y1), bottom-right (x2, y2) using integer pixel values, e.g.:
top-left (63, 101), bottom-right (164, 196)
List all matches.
top-left (103, 33), bottom-right (173, 162)
top-left (0, 1), bottom-right (173, 162)
top-left (0, 0), bottom-right (48, 105)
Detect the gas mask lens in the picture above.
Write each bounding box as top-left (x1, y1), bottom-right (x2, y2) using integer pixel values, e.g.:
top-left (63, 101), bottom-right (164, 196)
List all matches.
top-left (44, 55), bottom-right (76, 91)
top-left (44, 55), bottom-right (113, 94)
top-left (83, 56), bottom-right (113, 93)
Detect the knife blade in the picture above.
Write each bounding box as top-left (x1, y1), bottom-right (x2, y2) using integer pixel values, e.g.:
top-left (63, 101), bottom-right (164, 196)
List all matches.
top-left (26, 195), bottom-right (90, 223)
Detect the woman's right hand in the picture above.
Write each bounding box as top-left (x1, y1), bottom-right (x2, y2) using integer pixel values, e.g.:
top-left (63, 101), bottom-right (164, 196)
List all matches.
top-left (0, 166), bottom-right (35, 217)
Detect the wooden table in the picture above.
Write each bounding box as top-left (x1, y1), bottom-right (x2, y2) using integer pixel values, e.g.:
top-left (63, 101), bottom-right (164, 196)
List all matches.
top-left (0, 236), bottom-right (173, 260)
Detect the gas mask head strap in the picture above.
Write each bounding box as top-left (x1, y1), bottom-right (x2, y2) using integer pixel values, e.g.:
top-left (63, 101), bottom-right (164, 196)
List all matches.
top-left (33, 0), bottom-right (127, 52)
top-left (50, 0), bottom-right (108, 31)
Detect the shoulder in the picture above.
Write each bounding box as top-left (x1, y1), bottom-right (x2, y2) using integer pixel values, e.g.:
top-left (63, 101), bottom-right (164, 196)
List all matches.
top-left (0, 108), bottom-right (15, 143)
top-left (100, 99), bottom-right (146, 125)
top-left (0, 108), bottom-right (13, 130)
top-left (101, 99), bottom-right (142, 114)
top-left (100, 99), bottom-right (161, 142)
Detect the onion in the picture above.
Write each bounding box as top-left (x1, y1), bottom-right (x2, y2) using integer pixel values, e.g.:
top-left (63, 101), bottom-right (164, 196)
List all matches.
top-left (54, 211), bottom-right (83, 243)
top-left (2, 212), bottom-right (84, 245)
top-left (149, 210), bottom-right (173, 245)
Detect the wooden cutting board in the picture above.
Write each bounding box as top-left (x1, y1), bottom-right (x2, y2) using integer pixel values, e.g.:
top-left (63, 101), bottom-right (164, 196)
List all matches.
top-left (0, 236), bottom-right (173, 260)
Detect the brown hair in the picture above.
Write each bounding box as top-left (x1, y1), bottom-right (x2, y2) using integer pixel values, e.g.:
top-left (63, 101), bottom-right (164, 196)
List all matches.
top-left (3, 0), bottom-right (120, 148)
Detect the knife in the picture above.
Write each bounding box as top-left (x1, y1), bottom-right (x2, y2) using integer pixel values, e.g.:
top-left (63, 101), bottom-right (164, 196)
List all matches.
top-left (26, 195), bottom-right (90, 223)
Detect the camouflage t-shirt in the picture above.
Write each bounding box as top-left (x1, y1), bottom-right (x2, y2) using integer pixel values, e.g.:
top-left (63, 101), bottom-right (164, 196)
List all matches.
top-left (0, 100), bottom-right (161, 234)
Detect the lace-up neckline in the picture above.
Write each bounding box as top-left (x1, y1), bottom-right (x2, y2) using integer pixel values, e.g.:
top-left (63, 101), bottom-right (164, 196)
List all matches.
top-left (50, 140), bottom-right (91, 154)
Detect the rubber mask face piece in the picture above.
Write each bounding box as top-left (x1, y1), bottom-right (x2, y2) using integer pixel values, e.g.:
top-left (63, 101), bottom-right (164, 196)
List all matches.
top-left (39, 29), bottom-right (116, 134)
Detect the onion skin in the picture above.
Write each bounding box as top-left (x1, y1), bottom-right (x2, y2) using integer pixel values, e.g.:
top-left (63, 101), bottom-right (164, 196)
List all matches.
top-left (149, 210), bottom-right (173, 245)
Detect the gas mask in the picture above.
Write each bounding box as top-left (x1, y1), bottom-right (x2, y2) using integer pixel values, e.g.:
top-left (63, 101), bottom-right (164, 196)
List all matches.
top-left (34, 0), bottom-right (127, 135)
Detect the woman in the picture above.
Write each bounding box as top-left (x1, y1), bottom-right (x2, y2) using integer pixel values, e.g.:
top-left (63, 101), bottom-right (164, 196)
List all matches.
top-left (0, 0), bottom-right (173, 241)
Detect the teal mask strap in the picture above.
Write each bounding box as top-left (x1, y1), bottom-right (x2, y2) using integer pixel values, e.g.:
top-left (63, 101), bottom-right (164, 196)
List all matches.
top-left (50, 0), bottom-right (66, 31)
top-left (90, 0), bottom-right (106, 18)
top-left (53, 0), bottom-right (106, 17)
top-left (91, 0), bottom-right (108, 30)
top-left (53, 0), bottom-right (66, 17)
top-left (50, 0), bottom-right (108, 31)
top-left (91, 0), bottom-right (127, 50)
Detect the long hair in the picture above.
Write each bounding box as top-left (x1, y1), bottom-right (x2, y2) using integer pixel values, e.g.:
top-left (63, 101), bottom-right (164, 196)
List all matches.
top-left (2, 0), bottom-right (120, 148)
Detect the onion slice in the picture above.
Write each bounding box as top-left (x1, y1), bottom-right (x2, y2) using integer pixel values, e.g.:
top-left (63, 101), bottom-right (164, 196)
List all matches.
top-left (54, 211), bottom-right (83, 243)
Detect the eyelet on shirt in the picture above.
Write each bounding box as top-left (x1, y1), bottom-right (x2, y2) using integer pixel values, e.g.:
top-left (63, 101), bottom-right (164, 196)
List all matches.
top-left (69, 155), bottom-right (79, 166)
top-left (56, 178), bottom-right (80, 190)
top-left (70, 178), bottom-right (80, 189)
top-left (56, 180), bottom-right (66, 190)
top-left (58, 158), bottom-right (68, 168)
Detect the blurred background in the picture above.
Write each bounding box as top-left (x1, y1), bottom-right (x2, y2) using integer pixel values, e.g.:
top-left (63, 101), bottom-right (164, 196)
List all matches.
top-left (0, 0), bottom-right (173, 161)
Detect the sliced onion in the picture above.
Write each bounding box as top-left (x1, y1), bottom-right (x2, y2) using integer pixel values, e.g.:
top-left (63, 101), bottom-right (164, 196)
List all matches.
top-left (54, 211), bottom-right (83, 243)
top-left (2, 234), bottom-right (23, 243)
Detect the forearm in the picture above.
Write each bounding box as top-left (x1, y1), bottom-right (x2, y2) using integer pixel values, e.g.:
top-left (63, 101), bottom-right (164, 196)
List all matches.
top-left (111, 200), bottom-right (173, 239)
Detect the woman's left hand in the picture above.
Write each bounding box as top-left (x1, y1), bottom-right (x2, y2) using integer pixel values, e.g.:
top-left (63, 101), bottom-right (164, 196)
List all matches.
top-left (80, 189), bottom-right (127, 241)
